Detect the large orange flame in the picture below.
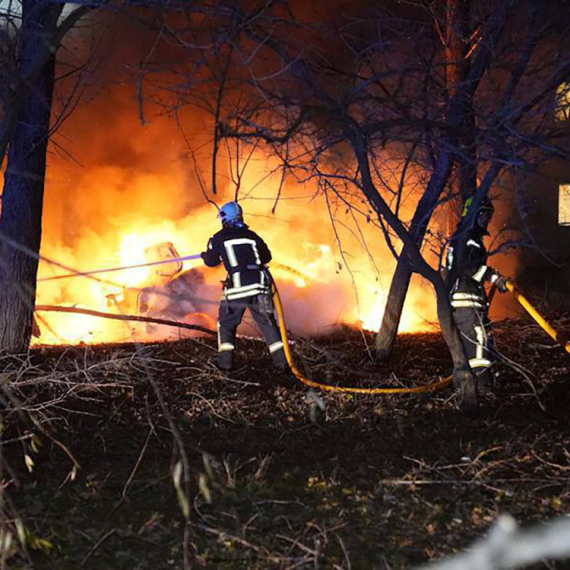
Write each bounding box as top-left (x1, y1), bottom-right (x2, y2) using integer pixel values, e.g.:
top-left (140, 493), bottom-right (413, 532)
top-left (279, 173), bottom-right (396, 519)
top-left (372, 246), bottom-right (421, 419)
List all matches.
top-left (32, 87), bottom-right (438, 346)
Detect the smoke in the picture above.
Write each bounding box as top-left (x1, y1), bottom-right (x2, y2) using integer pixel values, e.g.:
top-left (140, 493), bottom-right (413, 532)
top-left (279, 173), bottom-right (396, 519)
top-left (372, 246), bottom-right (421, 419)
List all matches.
top-left (32, 8), bottom-right (440, 345)
top-left (36, 85), bottom-right (437, 344)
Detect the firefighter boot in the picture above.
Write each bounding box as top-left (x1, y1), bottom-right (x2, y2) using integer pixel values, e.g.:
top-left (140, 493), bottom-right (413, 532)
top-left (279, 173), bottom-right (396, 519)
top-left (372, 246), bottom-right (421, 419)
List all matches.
top-left (476, 368), bottom-right (494, 392)
top-left (269, 342), bottom-right (288, 371)
top-left (217, 348), bottom-right (234, 371)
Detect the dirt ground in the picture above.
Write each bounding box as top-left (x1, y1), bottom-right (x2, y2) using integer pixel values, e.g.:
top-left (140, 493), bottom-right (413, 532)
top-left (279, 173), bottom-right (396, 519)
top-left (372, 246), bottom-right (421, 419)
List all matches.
top-left (3, 315), bottom-right (570, 569)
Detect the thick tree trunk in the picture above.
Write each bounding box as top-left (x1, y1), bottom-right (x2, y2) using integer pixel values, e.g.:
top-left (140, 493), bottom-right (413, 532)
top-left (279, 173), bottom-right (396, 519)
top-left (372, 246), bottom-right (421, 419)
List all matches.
top-left (0, 1), bottom-right (61, 352)
top-left (374, 150), bottom-right (454, 358)
top-left (447, 0), bottom-right (476, 207)
top-left (376, 256), bottom-right (479, 413)
top-left (438, 0), bottom-right (477, 413)
top-left (374, 256), bottom-right (412, 358)
top-left (348, 121), bottom-right (480, 413)
top-left (375, 0), bottom-right (475, 359)
top-left (440, 0), bottom-right (476, 413)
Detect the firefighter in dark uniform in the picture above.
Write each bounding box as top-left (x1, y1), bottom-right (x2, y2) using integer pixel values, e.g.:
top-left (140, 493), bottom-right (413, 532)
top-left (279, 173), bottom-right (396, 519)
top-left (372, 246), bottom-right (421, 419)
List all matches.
top-left (201, 201), bottom-right (288, 371)
top-left (445, 197), bottom-right (508, 386)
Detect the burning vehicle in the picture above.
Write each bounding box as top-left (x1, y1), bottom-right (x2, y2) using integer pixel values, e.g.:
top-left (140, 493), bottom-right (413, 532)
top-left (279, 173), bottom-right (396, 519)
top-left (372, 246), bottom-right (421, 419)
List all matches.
top-left (105, 242), bottom-right (215, 331)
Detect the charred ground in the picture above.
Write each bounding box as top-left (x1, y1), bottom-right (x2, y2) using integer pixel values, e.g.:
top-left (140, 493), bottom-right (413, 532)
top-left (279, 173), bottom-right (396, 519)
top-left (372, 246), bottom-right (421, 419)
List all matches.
top-left (3, 316), bottom-right (570, 569)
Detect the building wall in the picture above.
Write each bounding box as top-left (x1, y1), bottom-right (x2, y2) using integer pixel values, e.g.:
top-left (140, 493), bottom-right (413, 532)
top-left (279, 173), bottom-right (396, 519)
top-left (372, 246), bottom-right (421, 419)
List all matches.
top-left (517, 158), bottom-right (570, 310)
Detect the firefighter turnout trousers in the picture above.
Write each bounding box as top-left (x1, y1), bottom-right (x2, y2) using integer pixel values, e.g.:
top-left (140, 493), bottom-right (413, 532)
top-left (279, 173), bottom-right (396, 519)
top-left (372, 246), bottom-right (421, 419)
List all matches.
top-left (451, 298), bottom-right (493, 381)
top-left (217, 293), bottom-right (287, 370)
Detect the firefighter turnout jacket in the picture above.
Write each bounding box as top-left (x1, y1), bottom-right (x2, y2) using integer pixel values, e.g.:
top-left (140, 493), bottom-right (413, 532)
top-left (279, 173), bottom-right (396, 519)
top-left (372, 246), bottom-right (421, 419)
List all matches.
top-left (446, 226), bottom-right (500, 309)
top-left (202, 225), bottom-right (272, 299)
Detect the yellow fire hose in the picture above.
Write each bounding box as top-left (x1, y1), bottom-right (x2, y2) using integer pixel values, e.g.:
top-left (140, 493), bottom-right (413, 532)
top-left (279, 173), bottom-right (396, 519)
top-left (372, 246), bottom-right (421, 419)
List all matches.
top-left (272, 279), bottom-right (570, 395)
top-left (505, 281), bottom-right (570, 354)
top-left (271, 282), bottom-right (453, 394)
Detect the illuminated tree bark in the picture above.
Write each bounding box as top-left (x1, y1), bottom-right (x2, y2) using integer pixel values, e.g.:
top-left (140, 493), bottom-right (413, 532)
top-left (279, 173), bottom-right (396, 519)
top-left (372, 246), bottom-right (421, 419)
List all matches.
top-left (349, 124), bottom-right (479, 413)
top-left (0, 1), bottom-right (91, 351)
top-left (0, 0), bottom-right (62, 351)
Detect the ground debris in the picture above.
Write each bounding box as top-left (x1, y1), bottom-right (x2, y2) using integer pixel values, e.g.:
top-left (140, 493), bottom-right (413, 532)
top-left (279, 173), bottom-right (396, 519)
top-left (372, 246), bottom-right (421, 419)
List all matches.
top-left (2, 316), bottom-right (570, 569)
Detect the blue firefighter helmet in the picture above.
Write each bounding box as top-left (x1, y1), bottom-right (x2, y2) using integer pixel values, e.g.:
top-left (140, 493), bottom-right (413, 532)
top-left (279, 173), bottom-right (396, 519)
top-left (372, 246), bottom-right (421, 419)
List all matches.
top-left (219, 201), bottom-right (244, 226)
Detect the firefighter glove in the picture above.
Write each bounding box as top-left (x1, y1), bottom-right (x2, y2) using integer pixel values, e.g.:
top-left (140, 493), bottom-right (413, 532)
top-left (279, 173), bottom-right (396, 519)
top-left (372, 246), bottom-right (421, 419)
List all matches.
top-left (495, 276), bottom-right (509, 293)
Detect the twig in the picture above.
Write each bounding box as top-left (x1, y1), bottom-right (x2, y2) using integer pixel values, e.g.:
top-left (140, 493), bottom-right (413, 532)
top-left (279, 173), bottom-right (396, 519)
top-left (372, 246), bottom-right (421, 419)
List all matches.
top-left (106, 426), bottom-right (154, 521)
top-left (80, 528), bottom-right (115, 568)
top-left (202, 526), bottom-right (262, 553)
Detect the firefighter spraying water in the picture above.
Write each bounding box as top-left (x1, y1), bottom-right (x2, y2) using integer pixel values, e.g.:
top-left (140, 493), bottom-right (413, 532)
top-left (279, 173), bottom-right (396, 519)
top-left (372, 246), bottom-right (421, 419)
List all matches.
top-left (200, 201), bottom-right (288, 372)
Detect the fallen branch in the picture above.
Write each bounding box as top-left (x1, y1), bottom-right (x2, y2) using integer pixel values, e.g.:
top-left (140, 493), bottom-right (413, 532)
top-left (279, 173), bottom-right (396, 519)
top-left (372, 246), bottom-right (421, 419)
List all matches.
top-left (34, 305), bottom-right (216, 336)
top-left (416, 514), bottom-right (570, 570)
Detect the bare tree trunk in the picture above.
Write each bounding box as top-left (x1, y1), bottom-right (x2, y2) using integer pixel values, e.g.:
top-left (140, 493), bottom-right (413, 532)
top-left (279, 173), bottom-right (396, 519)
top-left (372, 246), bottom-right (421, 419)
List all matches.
top-left (375, 0), bottom-right (474, 359)
top-left (375, 246), bottom-right (479, 413)
top-left (348, 102), bottom-right (481, 412)
top-left (374, 148), bottom-right (454, 357)
top-left (445, 0), bottom-right (471, 100)
top-left (446, 0), bottom-right (475, 231)
top-left (0, 5), bottom-right (87, 171)
top-left (441, 0), bottom-right (477, 414)
top-left (374, 263), bottom-right (412, 359)
top-left (0, 0), bottom-right (61, 352)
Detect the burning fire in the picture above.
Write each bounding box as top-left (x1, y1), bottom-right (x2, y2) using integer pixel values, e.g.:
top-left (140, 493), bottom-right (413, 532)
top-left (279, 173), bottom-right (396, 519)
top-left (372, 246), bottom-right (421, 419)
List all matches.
top-left (32, 85), bottom-right (437, 346)
top-left (35, 200), bottom-right (436, 346)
